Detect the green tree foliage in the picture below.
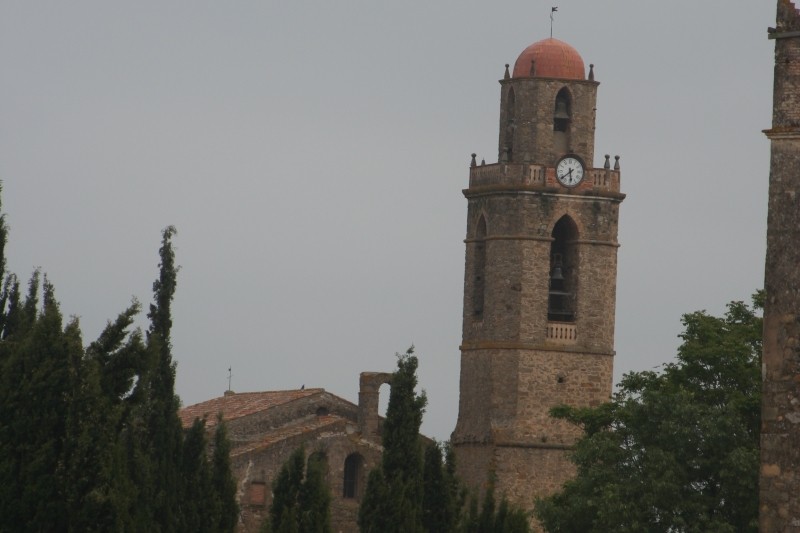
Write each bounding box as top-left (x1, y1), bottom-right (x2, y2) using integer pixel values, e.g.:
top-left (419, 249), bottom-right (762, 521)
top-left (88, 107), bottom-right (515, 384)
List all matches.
top-left (179, 418), bottom-right (215, 532)
top-left (459, 484), bottom-right (530, 533)
top-left (212, 417), bottom-right (240, 533)
top-left (535, 294), bottom-right (763, 533)
top-left (359, 347), bottom-right (428, 533)
top-left (265, 447), bottom-right (332, 533)
top-left (422, 441), bottom-right (461, 533)
top-left (129, 225), bottom-right (185, 531)
top-left (0, 194), bottom-right (239, 532)
top-left (0, 275), bottom-right (76, 531)
top-left (358, 347), bottom-right (527, 533)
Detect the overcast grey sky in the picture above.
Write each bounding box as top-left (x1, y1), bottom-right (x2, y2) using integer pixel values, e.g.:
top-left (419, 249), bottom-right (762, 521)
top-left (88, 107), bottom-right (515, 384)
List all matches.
top-left (0, 2), bottom-right (774, 440)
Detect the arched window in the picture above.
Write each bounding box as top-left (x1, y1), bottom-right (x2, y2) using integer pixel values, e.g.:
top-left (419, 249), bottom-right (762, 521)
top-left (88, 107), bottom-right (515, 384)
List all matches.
top-left (343, 453), bottom-right (364, 499)
top-left (548, 215), bottom-right (579, 322)
top-left (553, 87), bottom-right (571, 154)
top-left (505, 87), bottom-right (516, 161)
top-left (473, 215), bottom-right (487, 317)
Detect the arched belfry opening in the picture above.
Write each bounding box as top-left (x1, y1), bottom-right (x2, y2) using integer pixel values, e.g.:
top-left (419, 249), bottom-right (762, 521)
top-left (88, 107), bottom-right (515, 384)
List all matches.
top-left (548, 215), bottom-right (579, 322)
top-left (505, 87), bottom-right (516, 161)
top-left (473, 215), bottom-right (487, 317)
top-left (553, 87), bottom-right (572, 155)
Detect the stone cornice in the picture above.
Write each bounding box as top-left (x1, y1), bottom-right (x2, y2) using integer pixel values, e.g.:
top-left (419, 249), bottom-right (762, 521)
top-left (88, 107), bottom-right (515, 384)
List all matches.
top-left (460, 341), bottom-right (615, 356)
top-left (464, 235), bottom-right (553, 243)
top-left (499, 76), bottom-right (600, 87)
top-left (764, 128), bottom-right (800, 139)
top-left (768, 29), bottom-right (800, 39)
top-left (463, 186), bottom-right (626, 202)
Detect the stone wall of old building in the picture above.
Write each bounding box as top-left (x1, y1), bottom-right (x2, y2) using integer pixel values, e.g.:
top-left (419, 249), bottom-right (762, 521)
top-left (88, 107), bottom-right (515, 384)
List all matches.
top-left (358, 372), bottom-right (392, 439)
top-left (183, 380), bottom-right (394, 533)
top-left (233, 417), bottom-right (382, 533)
top-left (760, 1), bottom-right (800, 530)
top-left (222, 392), bottom-right (358, 443)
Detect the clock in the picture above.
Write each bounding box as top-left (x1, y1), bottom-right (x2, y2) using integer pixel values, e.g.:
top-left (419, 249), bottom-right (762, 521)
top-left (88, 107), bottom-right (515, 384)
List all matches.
top-left (555, 155), bottom-right (585, 187)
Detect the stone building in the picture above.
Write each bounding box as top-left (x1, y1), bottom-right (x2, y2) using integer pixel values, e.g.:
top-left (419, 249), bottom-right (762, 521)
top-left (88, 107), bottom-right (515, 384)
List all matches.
top-left (451, 36), bottom-right (624, 521)
top-left (179, 372), bottom-right (392, 533)
top-left (760, 1), bottom-right (800, 530)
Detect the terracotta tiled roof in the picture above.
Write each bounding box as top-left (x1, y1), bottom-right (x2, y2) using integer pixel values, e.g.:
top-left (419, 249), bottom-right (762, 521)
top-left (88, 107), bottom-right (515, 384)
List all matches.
top-left (179, 388), bottom-right (324, 429)
top-left (513, 38), bottom-right (585, 80)
top-left (231, 415), bottom-right (346, 457)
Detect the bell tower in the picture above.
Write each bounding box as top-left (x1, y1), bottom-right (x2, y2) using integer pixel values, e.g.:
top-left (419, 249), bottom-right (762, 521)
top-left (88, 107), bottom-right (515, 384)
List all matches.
top-left (452, 37), bottom-right (624, 514)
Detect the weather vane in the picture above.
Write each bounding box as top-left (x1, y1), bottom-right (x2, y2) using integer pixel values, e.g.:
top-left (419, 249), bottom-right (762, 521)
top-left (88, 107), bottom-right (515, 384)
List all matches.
top-left (550, 6), bottom-right (558, 38)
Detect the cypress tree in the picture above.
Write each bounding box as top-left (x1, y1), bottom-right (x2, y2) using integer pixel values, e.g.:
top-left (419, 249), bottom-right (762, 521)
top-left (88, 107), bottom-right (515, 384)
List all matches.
top-left (180, 418), bottom-right (215, 532)
top-left (422, 441), bottom-right (458, 533)
top-left (266, 447), bottom-right (331, 533)
top-left (298, 452), bottom-right (332, 533)
top-left (0, 276), bottom-right (77, 531)
top-left (138, 225), bottom-right (184, 531)
top-left (359, 346), bottom-right (428, 533)
top-left (444, 442), bottom-right (466, 525)
top-left (457, 487), bottom-right (529, 533)
top-left (212, 417), bottom-right (240, 533)
top-left (268, 447), bottom-right (304, 533)
top-left (0, 270), bottom-right (147, 531)
top-left (477, 484), bottom-right (496, 533)
top-left (0, 192), bottom-right (240, 532)
top-left (2, 273), bottom-right (21, 340)
top-left (358, 469), bottom-right (391, 533)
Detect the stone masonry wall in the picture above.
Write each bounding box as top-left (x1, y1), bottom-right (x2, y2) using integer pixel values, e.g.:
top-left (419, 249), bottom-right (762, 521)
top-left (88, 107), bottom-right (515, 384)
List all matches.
top-left (760, 2), bottom-right (800, 530)
top-left (498, 78), bottom-right (598, 167)
top-left (494, 446), bottom-right (576, 514)
top-left (233, 420), bottom-right (382, 533)
top-left (461, 191), bottom-right (621, 351)
top-left (224, 392), bottom-right (358, 444)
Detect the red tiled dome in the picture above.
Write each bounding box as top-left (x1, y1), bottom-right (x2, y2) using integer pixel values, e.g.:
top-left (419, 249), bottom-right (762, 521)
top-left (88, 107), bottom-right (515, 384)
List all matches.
top-left (512, 38), bottom-right (585, 80)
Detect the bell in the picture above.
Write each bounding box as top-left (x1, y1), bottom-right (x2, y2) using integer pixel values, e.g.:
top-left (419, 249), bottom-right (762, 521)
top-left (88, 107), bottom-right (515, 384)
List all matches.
top-left (554, 100), bottom-right (569, 120)
top-left (551, 265), bottom-right (564, 281)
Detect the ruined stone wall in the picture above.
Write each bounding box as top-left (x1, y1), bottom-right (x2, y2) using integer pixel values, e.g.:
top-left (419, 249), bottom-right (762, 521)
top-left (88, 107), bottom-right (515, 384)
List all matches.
top-left (760, 2), bottom-right (800, 531)
top-left (358, 372), bottom-right (392, 439)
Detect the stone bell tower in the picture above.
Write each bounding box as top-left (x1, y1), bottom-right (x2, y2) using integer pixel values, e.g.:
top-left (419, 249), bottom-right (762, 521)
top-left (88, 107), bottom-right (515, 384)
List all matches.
top-left (451, 37), bottom-right (624, 514)
top-left (760, 1), bottom-right (800, 530)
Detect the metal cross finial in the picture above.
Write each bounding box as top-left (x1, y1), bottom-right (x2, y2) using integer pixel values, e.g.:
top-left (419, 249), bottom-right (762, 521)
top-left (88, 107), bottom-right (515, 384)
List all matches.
top-left (550, 6), bottom-right (558, 38)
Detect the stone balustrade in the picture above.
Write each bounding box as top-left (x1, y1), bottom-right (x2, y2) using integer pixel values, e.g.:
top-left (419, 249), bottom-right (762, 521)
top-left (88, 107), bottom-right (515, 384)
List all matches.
top-left (468, 162), bottom-right (621, 194)
top-left (546, 322), bottom-right (577, 343)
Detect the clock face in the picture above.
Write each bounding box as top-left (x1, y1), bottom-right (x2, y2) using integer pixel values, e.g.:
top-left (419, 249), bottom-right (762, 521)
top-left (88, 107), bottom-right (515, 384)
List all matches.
top-left (555, 156), bottom-right (585, 187)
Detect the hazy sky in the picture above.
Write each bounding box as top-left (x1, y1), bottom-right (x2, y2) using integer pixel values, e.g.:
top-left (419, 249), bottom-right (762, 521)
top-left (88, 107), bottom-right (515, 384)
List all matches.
top-left (0, 2), bottom-right (774, 440)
